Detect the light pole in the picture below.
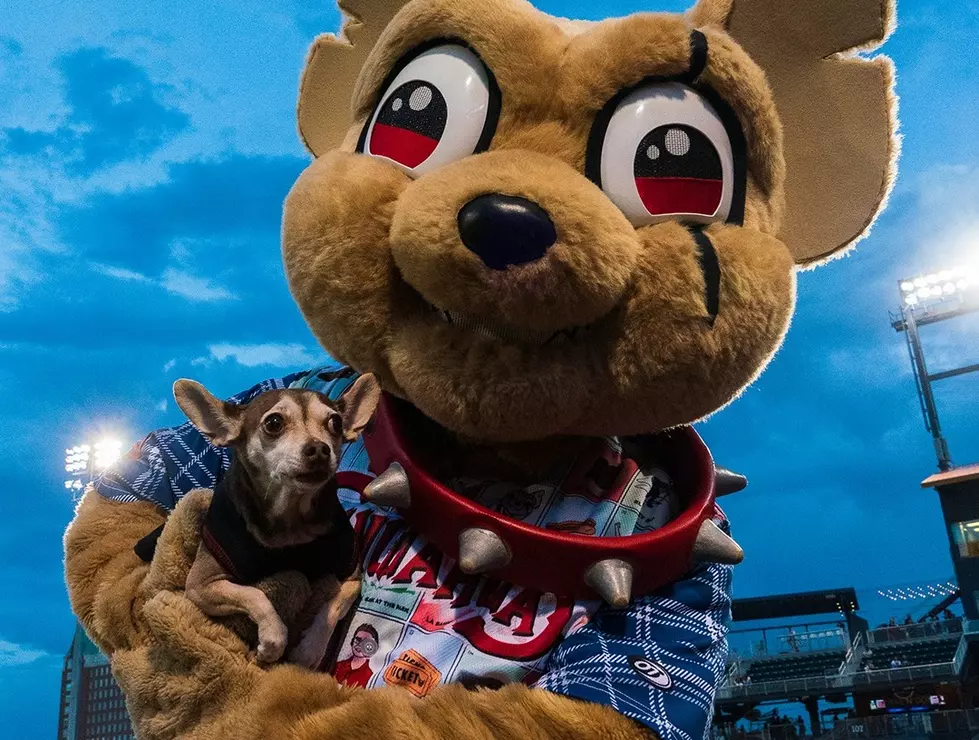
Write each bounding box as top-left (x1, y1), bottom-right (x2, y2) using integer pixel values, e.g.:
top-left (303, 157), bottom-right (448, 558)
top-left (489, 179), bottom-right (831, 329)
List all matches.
top-left (64, 438), bottom-right (124, 500)
top-left (891, 264), bottom-right (979, 471)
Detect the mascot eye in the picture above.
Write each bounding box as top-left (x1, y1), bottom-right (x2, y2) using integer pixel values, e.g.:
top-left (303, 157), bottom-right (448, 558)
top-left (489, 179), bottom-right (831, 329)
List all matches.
top-left (588, 82), bottom-right (743, 227)
top-left (358, 43), bottom-right (500, 177)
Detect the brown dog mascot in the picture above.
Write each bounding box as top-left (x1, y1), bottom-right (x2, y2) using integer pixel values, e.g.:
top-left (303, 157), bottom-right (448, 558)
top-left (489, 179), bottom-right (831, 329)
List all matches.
top-left (64, 0), bottom-right (896, 737)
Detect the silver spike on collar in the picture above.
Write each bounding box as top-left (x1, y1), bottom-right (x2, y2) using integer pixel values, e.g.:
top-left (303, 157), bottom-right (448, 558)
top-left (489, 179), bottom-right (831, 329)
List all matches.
top-left (458, 527), bottom-right (512, 574)
top-left (362, 462), bottom-right (411, 509)
top-left (585, 559), bottom-right (633, 608)
top-left (715, 467), bottom-right (747, 496)
top-left (691, 519), bottom-right (744, 565)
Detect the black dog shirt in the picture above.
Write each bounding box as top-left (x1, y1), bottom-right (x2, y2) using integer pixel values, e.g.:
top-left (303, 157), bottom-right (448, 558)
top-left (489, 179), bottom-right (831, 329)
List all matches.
top-left (200, 476), bottom-right (356, 584)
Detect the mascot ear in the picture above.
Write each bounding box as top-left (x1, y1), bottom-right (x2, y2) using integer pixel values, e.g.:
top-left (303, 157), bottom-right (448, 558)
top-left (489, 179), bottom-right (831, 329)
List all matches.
top-left (688, 0), bottom-right (898, 265)
top-left (297, 0), bottom-right (411, 157)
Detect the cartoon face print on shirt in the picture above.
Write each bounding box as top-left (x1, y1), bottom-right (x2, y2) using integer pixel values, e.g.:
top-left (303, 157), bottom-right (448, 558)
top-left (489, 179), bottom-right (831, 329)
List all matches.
top-left (451, 479), bottom-right (548, 522)
top-left (498, 487), bottom-right (544, 519)
top-left (635, 468), bottom-right (677, 533)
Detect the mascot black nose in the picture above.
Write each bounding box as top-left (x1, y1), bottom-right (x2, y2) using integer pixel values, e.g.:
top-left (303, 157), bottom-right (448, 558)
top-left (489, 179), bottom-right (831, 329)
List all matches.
top-left (457, 194), bottom-right (557, 270)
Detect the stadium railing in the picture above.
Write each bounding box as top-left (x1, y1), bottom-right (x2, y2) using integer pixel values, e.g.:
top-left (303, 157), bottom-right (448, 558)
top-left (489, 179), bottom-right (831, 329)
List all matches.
top-left (718, 673), bottom-right (849, 701)
top-left (866, 619), bottom-right (962, 645)
top-left (953, 635), bottom-right (968, 675)
top-left (963, 618), bottom-right (979, 634)
top-left (719, 661), bottom-right (960, 702)
top-left (850, 661), bottom-right (958, 687)
top-left (840, 632), bottom-right (865, 675)
top-left (729, 624), bottom-right (848, 660)
top-left (821, 708), bottom-right (979, 739)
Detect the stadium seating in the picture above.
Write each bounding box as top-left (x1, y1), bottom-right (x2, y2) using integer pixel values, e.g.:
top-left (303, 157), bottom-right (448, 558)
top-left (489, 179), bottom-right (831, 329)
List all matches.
top-left (744, 650), bottom-right (847, 683)
top-left (861, 637), bottom-right (959, 671)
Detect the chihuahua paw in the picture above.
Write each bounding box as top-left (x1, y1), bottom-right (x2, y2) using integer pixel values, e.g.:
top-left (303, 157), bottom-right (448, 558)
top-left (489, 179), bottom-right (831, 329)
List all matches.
top-left (288, 633), bottom-right (328, 670)
top-left (255, 623), bottom-right (288, 664)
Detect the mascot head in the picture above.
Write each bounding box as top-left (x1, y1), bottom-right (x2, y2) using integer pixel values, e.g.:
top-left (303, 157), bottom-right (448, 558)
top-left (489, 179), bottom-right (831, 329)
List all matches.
top-left (283, 0), bottom-right (896, 444)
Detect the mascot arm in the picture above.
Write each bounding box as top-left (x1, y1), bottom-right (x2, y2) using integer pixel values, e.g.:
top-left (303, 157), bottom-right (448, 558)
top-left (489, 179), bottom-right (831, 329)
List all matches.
top-left (63, 370), bottom-right (662, 738)
top-left (536, 555), bottom-right (733, 740)
top-left (66, 369), bottom-right (731, 739)
top-left (64, 491), bottom-right (167, 654)
top-left (65, 488), bottom-right (657, 740)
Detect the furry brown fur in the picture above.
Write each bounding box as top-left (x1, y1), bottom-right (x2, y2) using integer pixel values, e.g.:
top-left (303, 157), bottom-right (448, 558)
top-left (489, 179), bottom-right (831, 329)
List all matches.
top-left (64, 0), bottom-right (897, 736)
top-left (285, 0), bottom-right (798, 442)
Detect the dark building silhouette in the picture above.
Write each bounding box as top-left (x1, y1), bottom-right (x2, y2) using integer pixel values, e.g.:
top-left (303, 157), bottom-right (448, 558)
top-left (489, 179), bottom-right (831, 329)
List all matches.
top-left (58, 622), bottom-right (134, 740)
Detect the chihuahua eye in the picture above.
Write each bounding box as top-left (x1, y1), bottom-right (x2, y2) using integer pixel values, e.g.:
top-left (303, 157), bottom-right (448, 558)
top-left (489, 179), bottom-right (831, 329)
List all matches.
top-left (262, 413), bottom-right (285, 436)
top-left (357, 42), bottom-right (500, 177)
top-left (327, 415), bottom-right (342, 436)
top-left (587, 82), bottom-right (743, 227)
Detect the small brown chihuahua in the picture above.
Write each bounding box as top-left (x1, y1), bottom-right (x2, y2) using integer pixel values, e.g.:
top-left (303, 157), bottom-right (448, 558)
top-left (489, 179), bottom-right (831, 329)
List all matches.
top-left (173, 374), bottom-right (380, 667)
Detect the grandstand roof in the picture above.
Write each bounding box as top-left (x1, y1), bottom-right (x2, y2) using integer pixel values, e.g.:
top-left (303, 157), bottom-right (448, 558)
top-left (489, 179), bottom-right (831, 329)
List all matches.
top-left (922, 463), bottom-right (979, 489)
top-left (732, 587), bottom-right (859, 621)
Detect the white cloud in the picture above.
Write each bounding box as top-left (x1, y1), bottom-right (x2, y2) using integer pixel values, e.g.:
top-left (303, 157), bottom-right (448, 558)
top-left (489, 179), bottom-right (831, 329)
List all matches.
top-left (196, 342), bottom-right (320, 369)
top-left (161, 268), bottom-right (236, 302)
top-left (155, 399), bottom-right (168, 412)
top-left (91, 262), bottom-right (153, 282)
top-left (0, 165), bottom-right (56, 311)
top-left (162, 359), bottom-right (176, 372)
top-left (0, 639), bottom-right (48, 667)
top-left (89, 264), bottom-right (237, 304)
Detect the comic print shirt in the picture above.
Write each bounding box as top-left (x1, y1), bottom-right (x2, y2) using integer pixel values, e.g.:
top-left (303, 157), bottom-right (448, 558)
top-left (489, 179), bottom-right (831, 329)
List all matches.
top-left (96, 361), bottom-right (733, 740)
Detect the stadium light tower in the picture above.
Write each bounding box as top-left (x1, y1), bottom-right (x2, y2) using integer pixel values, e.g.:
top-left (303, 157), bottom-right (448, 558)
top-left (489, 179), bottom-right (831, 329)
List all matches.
top-left (64, 438), bottom-right (123, 499)
top-left (891, 263), bottom-right (979, 471)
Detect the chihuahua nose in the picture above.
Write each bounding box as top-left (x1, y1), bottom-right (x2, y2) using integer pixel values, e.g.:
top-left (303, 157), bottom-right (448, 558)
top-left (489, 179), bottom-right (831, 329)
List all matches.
top-left (302, 442), bottom-right (330, 462)
top-left (458, 194), bottom-right (557, 270)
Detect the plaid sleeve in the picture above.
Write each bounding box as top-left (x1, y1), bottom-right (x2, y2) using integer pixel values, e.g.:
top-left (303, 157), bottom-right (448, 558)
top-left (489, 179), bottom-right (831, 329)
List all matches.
top-left (93, 371), bottom-right (309, 510)
top-left (535, 518), bottom-right (734, 740)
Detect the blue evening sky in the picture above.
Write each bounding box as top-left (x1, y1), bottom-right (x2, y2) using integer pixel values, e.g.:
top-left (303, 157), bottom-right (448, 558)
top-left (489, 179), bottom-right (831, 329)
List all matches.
top-left (1, 1), bottom-right (977, 736)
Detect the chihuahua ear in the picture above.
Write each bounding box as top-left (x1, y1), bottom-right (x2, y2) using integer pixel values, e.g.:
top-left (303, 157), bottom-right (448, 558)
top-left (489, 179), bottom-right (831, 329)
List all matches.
top-left (688, 0), bottom-right (897, 265)
top-left (173, 379), bottom-right (244, 447)
top-left (339, 373), bottom-right (382, 441)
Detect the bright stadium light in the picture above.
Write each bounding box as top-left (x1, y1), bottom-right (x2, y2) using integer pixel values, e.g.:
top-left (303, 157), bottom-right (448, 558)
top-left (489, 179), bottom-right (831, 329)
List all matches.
top-left (64, 445), bottom-right (92, 482)
top-left (94, 439), bottom-right (123, 470)
top-left (891, 262), bottom-right (979, 471)
top-left (899, 264), bottom-right (979, 311)
top-left (64, 438), bottom-right (125, 499)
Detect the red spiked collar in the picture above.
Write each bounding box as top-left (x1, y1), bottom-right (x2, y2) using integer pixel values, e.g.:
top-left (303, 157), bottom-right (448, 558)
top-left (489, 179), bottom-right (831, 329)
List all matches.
top-left (361, 394), bottom-right (743, 605)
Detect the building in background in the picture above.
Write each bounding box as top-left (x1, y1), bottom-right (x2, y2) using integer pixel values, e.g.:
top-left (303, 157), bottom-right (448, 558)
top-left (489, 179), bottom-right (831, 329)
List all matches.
top-left (58, 622), bottom-right (134, 740)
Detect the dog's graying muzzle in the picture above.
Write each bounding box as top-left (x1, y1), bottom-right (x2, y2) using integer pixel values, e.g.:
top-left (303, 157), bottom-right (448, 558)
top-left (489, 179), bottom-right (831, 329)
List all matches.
top-left (457, 193), bottom-right (557, 270)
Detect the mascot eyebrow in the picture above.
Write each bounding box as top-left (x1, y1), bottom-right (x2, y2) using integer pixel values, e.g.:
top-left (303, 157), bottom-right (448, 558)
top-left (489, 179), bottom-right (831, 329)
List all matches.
top-left (683, 30), bottom-right (710, 83)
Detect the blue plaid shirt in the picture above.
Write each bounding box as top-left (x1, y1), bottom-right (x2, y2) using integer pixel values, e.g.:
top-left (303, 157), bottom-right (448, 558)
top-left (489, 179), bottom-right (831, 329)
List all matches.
top-left (96, 362), bottom-right (732, 740)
